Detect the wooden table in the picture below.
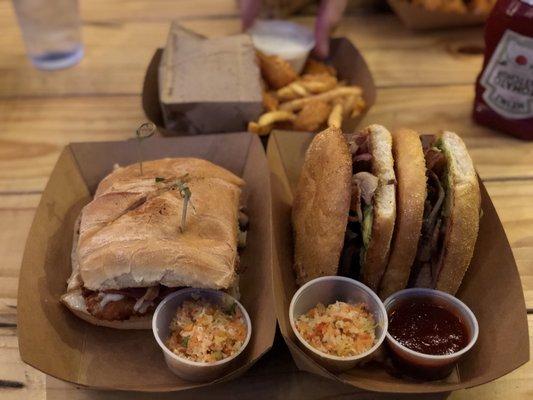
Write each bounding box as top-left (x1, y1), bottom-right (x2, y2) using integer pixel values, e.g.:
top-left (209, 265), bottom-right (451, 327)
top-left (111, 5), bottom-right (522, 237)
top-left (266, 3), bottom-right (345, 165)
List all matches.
top-left (1, 1), bottom-right (531, 399)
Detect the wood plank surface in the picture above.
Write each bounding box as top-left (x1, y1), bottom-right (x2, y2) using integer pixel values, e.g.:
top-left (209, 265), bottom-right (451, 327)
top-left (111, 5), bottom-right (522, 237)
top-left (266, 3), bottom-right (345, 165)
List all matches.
top-left (0, 13), bottom-right (484, 96)
top-left (0, 0), bottom-right (531, 398)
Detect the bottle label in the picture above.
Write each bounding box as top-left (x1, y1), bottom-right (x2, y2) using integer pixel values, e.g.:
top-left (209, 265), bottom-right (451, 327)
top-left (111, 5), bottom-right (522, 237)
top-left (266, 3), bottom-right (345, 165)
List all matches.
top-left (480, 30), bottom-right (533, 120)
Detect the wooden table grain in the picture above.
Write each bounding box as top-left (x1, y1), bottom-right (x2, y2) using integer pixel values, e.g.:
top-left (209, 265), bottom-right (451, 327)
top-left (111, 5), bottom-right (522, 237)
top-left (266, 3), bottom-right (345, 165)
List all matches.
top-left (0, 1), bottom-right (531, 399)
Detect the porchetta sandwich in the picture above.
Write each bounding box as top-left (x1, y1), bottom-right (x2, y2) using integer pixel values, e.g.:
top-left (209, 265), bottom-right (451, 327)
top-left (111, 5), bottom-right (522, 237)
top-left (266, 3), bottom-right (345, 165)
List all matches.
top-left (291, 125), bottom-right (396, 291)
top-left (61, 158), bottom-right (246, 329)
top-left (379, 130), bottom-right (481, 298)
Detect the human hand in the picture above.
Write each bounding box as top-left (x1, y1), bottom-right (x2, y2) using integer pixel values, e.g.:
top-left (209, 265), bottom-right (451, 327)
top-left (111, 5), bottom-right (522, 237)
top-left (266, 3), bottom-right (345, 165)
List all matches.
top-left (314, 0), bottom-right (348, 58)
top-left (239, 0), bottom-right (348, 59)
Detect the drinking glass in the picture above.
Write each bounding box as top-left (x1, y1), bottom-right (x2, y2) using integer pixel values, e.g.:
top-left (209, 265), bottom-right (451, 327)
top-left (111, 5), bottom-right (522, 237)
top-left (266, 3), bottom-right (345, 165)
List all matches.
top-left (12, 0), bottom-right (83, 70)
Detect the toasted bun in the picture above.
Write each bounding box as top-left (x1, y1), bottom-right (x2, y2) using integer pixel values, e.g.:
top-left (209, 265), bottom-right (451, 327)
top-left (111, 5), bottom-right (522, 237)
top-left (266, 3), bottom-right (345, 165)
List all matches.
top-left (77, 158), bottom-right (244, 291)
top-left (435, 131), bottom-right (480, 295)
top-left (360, 125), bottom-right (396, 292)
top-left (60, 290), bottom-right (152, 329)
top-left (379, 129), bottom-right (426, 299)
top-left (292, 127), bottom-right (352, 285)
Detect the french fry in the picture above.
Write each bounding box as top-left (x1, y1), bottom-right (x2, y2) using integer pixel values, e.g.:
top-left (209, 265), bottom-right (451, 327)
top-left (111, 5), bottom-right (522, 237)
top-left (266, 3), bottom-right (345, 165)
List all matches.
top-left (293, 101), bottom-right (331, 132)
top-left (328, 103), bottom-right (344, 129)
top-left (338, 95), bottom-right (357, 117)
top-left (262, 91), bottom-right (278, 112)
top-left (277, 82), bottom-right (309, 101)
top-left (258, 110), bottom-right (295, 126)
top-left (279, 86), bottom-right (363, 112)
top-left (277, 85), bottom-right (297, 101)
top-left (248, 121), bottom-right (272, 136)
top-left (291, 82), bottom-right (309, 97)
top-left (300, 74), bottom-right (337, 93)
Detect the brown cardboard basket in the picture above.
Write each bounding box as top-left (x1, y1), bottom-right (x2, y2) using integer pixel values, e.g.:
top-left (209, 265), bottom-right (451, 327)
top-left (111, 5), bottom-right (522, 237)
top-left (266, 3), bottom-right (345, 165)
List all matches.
top-left (388, 0), bottom-right (488, 30)
top-left (17, 132), bottom-right (276, 392)
top-left (267, 130), bottom-right (529, 393)
top-left (142, 37), bottom-right (376, 136)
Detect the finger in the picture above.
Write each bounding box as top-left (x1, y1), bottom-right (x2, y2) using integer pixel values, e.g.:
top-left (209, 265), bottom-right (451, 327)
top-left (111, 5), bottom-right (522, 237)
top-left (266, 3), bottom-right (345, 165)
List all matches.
top-left (240, 0), bottom-right (262, 30)
top-left (314, 0), bottom-right (348, 58)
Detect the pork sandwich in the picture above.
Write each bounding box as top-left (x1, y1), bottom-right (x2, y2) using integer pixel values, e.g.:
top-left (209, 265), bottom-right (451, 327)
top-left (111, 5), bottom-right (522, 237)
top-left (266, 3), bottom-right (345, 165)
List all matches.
top-left (61, 158), bottom-right (245, 329)
top-left (379, 130), bottom-right (481, 298)
top-left (292, 125), bottom-right (396, 290)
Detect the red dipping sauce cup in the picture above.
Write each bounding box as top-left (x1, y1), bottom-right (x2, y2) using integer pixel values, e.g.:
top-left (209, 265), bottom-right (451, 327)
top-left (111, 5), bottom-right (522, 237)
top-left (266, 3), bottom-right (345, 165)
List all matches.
top-left (383, 288), bottom-right (479, 380)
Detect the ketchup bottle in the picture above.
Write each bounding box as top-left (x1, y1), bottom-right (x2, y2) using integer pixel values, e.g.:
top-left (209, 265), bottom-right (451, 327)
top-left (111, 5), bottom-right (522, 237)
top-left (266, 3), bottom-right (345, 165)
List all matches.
top-left (473, 0), bottom-right (533, 139)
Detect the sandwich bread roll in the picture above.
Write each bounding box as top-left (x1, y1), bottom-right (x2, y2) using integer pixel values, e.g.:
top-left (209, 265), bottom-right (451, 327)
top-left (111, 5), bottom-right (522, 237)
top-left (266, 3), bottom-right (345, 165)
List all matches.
top-left (292, 127), bottom-right (352, 285)
top-left (61, 157), bottom-right (245, 329)
top-left (433, 131), bottom-right (481, 294)
top-left (379, 129), bottom-right (426, 300)
top-left (358, 125), bottom-right (396, 292)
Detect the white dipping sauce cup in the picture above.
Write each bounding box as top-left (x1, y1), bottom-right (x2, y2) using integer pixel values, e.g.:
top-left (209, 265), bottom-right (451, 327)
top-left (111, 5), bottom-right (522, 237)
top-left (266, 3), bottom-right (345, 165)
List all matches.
top-left (289, 276), bottom-right (388, 372)
top-left (383, 288), bottom-right (479, 380)
top-left (152, 288), bottom-right (252, 382)
top-left (248, 20), bottom-right (315, 74)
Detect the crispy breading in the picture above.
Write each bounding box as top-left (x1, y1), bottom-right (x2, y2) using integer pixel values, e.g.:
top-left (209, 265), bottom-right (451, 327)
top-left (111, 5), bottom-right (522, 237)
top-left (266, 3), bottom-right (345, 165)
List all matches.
top-left (412, 0), bottom-right (467, 13)
top-left (262, 91), bottom-right (279, 112)
top-left (303, 58), bottom-right (337, 77)
top-left (468, 0), bottom-right (495, 14)
top-left (256, 51), bottom-right (298, 89)
top-left (293, 101), bottom-right (331, 132)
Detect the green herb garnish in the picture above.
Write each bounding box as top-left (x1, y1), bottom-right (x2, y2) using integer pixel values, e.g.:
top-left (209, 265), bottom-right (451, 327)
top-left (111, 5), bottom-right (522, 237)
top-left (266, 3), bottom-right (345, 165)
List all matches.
top-left (181, 336), bottom-right (189, 348)
top-left (155, 177), bottom-right (165, 183)
top-left (135, 122), bottom-right (156, 175)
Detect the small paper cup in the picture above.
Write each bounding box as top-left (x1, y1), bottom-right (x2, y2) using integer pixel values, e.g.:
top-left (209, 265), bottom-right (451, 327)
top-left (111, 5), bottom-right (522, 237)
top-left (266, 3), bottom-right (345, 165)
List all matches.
top-left (248, 20), bottom-right (315, 73)
top-left (152, 288), bottom-right (252, 382)
top-left (289, 276), bottom-right (388, 372)
top-left (383, 288), bottom-right (479, 380)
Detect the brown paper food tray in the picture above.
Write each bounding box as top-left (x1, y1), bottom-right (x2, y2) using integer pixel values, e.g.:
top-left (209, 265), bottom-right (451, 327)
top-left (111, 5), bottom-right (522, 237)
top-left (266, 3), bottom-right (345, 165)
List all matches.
top-left (17, 133), bottom-right (276, 392)
top-left (267, 130), bottom-right (529, 393)
top-left (388, 0), bottom-right (487, 30)
top-left (142, 37), bottom-right (376, 136)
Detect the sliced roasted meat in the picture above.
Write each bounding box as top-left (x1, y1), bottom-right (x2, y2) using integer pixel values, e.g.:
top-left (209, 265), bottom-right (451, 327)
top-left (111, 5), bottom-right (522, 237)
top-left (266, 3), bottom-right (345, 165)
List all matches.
top-left (350, 172), bottom-right (379, 222)
top-left (350, 181), bottom-right (363, 222)
top-left (410, 139), bottom-right (449, 288)
top-left (425, 147), bottom-right (447, 176)
top-left (353, 172), bottom-right (379, 206)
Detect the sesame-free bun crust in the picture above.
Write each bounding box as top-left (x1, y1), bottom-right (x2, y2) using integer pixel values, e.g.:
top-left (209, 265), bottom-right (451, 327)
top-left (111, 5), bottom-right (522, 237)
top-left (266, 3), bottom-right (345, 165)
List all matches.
top-left (292, 127), bottom-right (352, 285)
top-left (379, 129), bottom-right (426, 299)
top-left (360, 125), bottom-right (397, 292)
top-left (76, 158), bottom-right (244, 291)
top-left (435, 131), bottom-right (481, 295)
top-left (60, 290), bottom-right (152, 329)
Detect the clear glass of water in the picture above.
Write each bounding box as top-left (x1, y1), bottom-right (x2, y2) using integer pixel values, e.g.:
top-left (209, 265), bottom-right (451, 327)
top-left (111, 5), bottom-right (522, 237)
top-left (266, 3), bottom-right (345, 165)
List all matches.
top-left (12, 0), bottom-right (84, 70)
